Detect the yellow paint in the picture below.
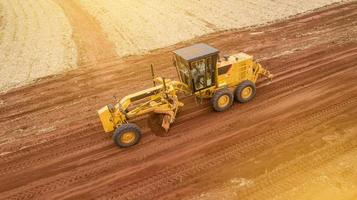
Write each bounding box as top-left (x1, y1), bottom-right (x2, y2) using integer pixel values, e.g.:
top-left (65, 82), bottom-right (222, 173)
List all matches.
top-left (195, 53), bottom-right (272, 99)
top-left (98, 78), bottom-right (190, 133)
top-left (98, 45), bottom-right (273, 134)
top-left (218, 94), bottom-right (230, 108)
top-left (216, 53), bottom-right (272, 89)
top-left (97, 105), bottom-right (115, 132)
top-left (241, 86), bottom-right (253, 99)
top-left (120, 132), bottom-right (136, 144)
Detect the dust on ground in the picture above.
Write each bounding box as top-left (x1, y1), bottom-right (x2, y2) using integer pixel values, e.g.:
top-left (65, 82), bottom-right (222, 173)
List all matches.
top-left (79, 0), bottom-right (345, 56)
top-left (0, 0), bottom-right (77, 93)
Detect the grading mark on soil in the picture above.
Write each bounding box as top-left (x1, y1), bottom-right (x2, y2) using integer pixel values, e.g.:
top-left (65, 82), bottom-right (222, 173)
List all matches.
top-left (0, 2), bottom-right (356, 200)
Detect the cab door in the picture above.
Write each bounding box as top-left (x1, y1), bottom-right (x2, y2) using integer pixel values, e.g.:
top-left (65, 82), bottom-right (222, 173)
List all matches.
top-left (174, 55), bottom-right (192, 89)
top-left (190, 57), bottom-right (214, 92)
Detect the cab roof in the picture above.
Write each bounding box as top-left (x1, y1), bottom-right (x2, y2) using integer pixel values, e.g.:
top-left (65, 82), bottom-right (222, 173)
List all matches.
top-left (173, 43), bottom-right (219, 62)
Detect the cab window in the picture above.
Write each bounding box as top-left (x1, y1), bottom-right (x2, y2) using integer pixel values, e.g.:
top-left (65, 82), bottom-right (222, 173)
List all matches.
top-left (191, 57), bottom-right (213, 91)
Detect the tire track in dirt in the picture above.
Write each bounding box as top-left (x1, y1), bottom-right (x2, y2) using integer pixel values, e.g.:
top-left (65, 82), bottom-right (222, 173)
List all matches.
top-left (0, 2), bottom-right (357, 199)
top-left (185, 110), bottom-right (357, 200)
top-left (0, 2), bottom-right (354, 130)
top-left (2, 1), bottom-right (355, 116)
top-left (244, 142), bottom-right (357, 200)
top-left (54, 0), bottom-right (117, 65)
top-left (0, 0), bottom-right (354, 169)
top-left (2, 89), bottom-right (356, 199)
top-left (0, 0), bottom-right (354, 153)
top-left (1, 58), bottom-right (354, 198)
top-left (0, 44), bottom-right (356, 177)
top-left (236, 121), bottom-right (357, 200)
top-left (0, 30), bottom-right (354, 155)
top-left (88, 97), bottom-right (357, 200)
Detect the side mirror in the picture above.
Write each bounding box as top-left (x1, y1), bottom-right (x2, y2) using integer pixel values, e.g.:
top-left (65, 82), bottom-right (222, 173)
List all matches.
top-left (223, 55), bottom-right (230, 61)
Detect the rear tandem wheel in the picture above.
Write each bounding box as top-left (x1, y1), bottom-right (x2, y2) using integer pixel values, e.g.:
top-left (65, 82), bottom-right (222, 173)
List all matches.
top-left (234, 80), bottom-right (256, 103)
top-left (211, 88), bottom-right (234, 112)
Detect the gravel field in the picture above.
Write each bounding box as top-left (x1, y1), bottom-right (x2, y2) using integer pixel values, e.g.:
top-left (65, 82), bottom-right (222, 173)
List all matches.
top-left (0, 0), bottom-right (77, 93)
top-left (0, 0), bottom-right (347, 92)
top-left (80, 0), bottom-right (345, 56)
top-left (1, 2), bottom-right (357, 199)
top-left (0, 1), bottom-right (356, 200)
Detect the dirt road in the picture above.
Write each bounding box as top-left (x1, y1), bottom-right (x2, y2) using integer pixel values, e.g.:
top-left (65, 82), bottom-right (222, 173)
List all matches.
top-left (0, 2), bottom-right (357, 200)
top-left (54, 0), bottom-right (117, 65)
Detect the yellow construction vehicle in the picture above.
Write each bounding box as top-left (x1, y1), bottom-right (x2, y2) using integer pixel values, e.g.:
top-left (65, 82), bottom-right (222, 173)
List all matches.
top-left (98, 43), bottom-right (273, 147)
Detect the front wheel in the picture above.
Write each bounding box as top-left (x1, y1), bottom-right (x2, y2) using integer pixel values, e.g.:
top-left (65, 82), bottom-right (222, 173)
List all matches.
top-left (112, 123), bottom-right (141, 148)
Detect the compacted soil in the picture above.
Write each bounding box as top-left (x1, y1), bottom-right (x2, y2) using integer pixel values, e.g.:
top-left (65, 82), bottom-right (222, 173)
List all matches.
top-left (0, 2), bottom-right (356, 200)
top-left (0, 0), bottom-right (345, 92)
top-left (79, 0), bottom-right (344, 56)
top-left (0, 0), bottom-right (77, 92)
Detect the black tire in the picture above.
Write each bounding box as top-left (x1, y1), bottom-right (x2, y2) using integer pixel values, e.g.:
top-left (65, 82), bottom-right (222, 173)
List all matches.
top-left (234, 80), bottom-right (256, 103)
top-left (112, 123), bottom-right (141, 148)
top-left (211, 88), bottom-right (234, 112)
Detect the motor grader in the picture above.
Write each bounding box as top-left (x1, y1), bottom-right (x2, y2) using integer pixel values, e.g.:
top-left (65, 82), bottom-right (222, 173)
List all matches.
top-left (98, 43), bottom-right (273, 147)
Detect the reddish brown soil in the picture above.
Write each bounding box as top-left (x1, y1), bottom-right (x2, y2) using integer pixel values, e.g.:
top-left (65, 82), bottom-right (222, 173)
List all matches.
top-left (54, 0), bottom-right (117, 65)
top-left (0, 2), bottom-right (357, 200)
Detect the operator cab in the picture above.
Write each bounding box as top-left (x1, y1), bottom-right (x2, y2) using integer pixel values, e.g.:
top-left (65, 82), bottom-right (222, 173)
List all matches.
top-left (173, 43), bottom-right (219, 93)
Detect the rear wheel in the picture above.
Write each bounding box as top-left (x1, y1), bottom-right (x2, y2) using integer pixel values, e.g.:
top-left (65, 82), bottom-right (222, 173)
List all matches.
top-left (211, 88), bottom-right (234, 112)
top-left (235, 80), bottom-right (256, 103)
top-left (112, 123), bottom-right (141, 148)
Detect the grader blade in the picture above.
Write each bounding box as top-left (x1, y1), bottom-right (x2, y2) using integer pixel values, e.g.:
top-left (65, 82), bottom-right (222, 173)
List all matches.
top-left (161, 114), bottom-right (171, 132)
top-left (98, 43), bottom-right (274, 148)
top-left (148, 113), bottom-right (173, 136)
